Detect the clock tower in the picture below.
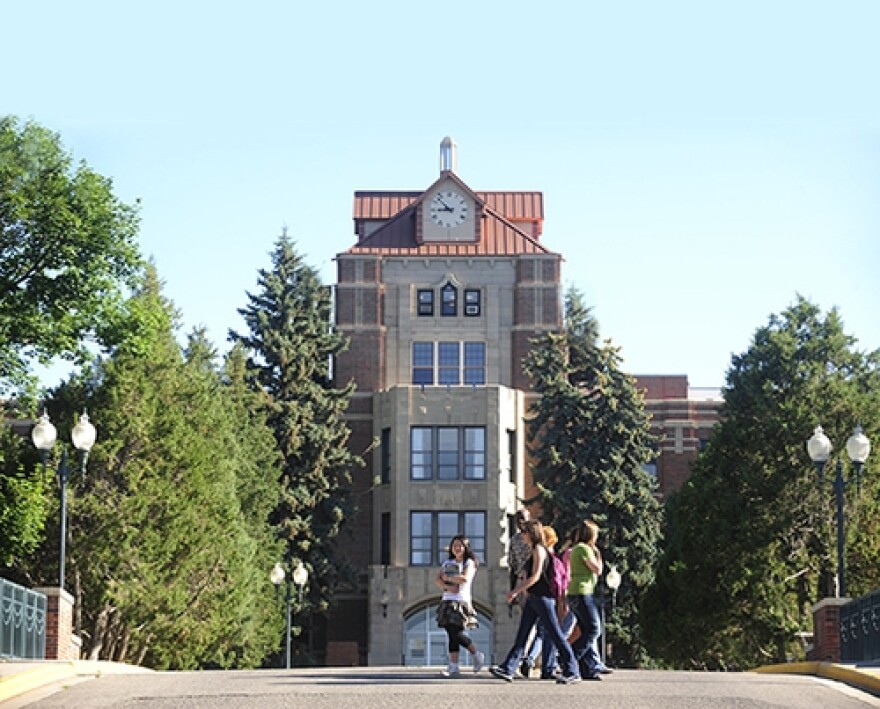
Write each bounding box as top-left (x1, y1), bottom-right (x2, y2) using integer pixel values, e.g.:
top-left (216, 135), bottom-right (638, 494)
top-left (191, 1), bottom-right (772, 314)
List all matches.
top-left (419, 137), bottom-right (481, 243)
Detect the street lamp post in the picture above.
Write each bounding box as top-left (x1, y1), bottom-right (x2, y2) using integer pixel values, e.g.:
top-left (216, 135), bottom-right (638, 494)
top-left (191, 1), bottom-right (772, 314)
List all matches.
top-left (806, 425), bottom-right (871, 599)
top-left (31, 410), bottom-right (97, 591)
top-left (599, 565), bottom-right (622, 666)
top-left (270, 560), bottom-right (309, 669)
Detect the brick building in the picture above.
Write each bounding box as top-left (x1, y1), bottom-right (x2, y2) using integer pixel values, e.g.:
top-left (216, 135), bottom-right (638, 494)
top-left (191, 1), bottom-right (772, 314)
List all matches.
top-left (327, 138), bottom-right (720, 666)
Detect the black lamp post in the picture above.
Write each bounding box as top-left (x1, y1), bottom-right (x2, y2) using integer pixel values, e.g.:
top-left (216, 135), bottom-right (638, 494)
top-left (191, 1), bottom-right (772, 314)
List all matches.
top-left (270, 561), bottom-right (309, 669)
top-left (31, 410), bottom-right (97, 591)
top-left (806, 425), bottom-right (871, 599)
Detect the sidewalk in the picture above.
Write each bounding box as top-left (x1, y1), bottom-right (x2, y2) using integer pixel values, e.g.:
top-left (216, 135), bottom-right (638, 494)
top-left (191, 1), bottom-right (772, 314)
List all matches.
top-left (0, 659), bottom-right (153, 703)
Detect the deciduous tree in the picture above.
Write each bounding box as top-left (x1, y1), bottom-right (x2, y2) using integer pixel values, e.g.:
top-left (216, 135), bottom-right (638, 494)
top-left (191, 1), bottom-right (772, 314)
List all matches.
top-left (642, 296), bottom-right (880, 669)
top-left (0, 115), bottom-right (142, 394)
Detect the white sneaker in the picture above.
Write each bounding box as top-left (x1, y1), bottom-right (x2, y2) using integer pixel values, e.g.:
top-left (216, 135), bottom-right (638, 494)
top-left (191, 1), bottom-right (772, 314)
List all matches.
top-left (473, 651), bottom-right (485, 673)
top-left (442, 663), bottom-right (460, 677)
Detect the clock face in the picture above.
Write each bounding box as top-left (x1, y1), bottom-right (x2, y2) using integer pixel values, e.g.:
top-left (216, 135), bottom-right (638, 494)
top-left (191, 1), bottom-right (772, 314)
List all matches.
top-left (429, 190), bottom-right (468, 228)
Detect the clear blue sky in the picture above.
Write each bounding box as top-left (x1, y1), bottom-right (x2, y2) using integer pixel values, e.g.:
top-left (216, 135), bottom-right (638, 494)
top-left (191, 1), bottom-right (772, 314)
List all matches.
top-left (5, 1), bottom-right (879, 388)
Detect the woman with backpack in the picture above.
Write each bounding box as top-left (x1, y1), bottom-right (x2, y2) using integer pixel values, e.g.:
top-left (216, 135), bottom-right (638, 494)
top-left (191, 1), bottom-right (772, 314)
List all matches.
top-left (489, 520), bottom-right (581, 684)
top-left (565, 520), bottom-right (605, 680)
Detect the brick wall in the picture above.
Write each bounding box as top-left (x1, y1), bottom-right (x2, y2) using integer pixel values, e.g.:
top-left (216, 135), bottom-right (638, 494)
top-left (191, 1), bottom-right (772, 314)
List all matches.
top-left (810, 598), bottom-right (847, 662)
top-left (35, 586), bottom-right (80, 661)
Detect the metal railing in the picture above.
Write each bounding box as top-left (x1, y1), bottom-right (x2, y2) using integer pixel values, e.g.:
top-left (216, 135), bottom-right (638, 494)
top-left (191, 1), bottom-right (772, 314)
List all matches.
top-left (0, 577), bottom-right (46, 659)
top-left (841, 589), bottom-right (880, 662)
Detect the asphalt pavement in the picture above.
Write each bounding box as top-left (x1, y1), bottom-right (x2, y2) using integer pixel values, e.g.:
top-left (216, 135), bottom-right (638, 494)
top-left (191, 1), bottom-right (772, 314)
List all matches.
top-left (0, 660), bottom-right (880, 709)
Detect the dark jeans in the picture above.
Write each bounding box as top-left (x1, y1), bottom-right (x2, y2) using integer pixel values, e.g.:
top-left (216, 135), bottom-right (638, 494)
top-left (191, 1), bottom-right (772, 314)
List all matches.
top-left (497, 593), bottom-right (579, 679)
top-left (568, 593), bottom-right (602, 676)
top-left (541, 609), bottom-right (576, 675)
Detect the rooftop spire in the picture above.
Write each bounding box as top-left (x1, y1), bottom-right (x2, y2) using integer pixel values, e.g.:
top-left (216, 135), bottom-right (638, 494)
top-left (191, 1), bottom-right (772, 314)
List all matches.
top-left (439, 136), bottom-right (457, 174)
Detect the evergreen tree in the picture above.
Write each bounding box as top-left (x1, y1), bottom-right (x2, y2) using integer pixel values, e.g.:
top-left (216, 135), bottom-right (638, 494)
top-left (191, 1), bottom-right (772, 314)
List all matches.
top-left (523, 286), bottom-right (663, 666)
top-left (32, 266), bottom-right (284, 668)
top-left (0, 416), bottom-right (49, 569)
top-left (642, 297), bottom-right (880, 669)
top-left (230, 233), bottom-right (362, 642)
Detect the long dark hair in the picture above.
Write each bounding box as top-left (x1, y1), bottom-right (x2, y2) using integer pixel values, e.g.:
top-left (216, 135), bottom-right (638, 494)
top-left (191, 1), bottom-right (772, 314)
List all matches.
top-left (447, 534), bottom-right (478, 566)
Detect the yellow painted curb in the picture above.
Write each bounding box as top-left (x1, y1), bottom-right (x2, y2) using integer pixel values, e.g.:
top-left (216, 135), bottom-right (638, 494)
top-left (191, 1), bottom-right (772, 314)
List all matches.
top-left (0, 662), bottom-right (76, 702)
top-left (752, 661), bottom-right (880, 697)
top-left (751, 661), bottom-right (820, 675)
top-left (818, 662), bottom-right (880, 696)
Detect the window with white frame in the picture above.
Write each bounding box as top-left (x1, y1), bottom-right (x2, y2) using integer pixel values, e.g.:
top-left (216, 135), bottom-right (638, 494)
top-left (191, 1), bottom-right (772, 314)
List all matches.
top-left (410, 426), bottom-right (485, 480)
top-left (411, 342), bottom-right (485, 386)
top-left (410, 511), bottom-right (487, 566)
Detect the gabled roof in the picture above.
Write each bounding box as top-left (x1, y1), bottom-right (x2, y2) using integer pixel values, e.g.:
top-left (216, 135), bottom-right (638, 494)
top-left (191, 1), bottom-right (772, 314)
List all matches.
top-left (344, 185), bottom-right (553, 258)
top-left (342, 200), bottom-right (556, 257)
top-left (352, 190), bottom-right (544, 228)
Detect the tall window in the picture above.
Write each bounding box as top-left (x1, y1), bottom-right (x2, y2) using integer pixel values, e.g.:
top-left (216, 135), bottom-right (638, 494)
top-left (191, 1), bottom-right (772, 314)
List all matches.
top-left (412, 342), bottom-right (434, 385)
top-left (410, 426), bottom-right (485, 480)
top-left (441, 282), bottom-right (457, 316)
top-left (507, 429), bottom-right (517, 483)
top-left (410, 511), bottom-right (487, 566)
top-left (463, 342), bottom-right (485, 385)
top-left (381, 513), bottom-right (390, 566)
top-left (412, 342), bottom-right (485, 386)
top-left (381, 427), bottom-right (391, 483)
top-left (438, 342), bottom-right (460, 385)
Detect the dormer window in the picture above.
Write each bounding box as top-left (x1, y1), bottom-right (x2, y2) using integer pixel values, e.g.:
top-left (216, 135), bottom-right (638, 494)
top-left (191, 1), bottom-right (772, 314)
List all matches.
top-left (441, 282), bottom-right (457, 317)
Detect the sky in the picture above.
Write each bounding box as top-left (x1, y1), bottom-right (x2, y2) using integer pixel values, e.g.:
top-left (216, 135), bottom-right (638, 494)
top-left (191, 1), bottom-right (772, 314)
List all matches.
top-left (5, 1), bottom-right (879, 389)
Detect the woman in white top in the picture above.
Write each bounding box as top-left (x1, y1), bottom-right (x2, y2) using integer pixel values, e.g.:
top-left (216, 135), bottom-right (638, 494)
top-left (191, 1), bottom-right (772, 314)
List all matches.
top-left (434, 535), bottom-right (485, 677)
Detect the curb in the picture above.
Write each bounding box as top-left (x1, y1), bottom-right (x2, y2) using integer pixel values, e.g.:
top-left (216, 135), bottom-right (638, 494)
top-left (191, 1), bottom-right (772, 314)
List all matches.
top-left (0, 662), bottom-right (77, 703)
top-left (753, 661), bottom-right (880, 697)
top-left (0, 660), bottom-right (153, 703)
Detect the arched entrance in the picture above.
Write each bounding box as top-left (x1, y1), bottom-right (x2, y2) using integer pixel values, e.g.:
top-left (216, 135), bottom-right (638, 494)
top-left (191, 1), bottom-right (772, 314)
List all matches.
top-left (403, 602), bottom-right (492, 667)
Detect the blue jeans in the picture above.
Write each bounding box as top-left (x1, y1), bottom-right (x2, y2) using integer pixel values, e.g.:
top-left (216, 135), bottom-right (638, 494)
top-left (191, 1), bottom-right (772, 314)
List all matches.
top-left (497, 594), bottom-right (579, 679)
top-left (524, 621), bottom-right (544, 667)
top-left (541, 609), bottom-right (576, 675)
top-left (568, 593), bottom-right (602, 677)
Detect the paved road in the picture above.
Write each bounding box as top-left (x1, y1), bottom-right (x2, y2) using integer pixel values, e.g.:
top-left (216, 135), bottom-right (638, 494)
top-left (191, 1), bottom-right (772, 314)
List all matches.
top-left (7, 666), bottom-right (880, 709)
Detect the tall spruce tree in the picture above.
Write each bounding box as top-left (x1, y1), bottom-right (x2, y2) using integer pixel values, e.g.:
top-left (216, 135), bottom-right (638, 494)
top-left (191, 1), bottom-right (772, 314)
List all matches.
top-left (36, 266), bottom-right (284, 668)
top-left (230, 233), bottom-right (362, 634)
top-left (523, 286), bottom-right (663, 666)
top-left (642, 297), bottom-right (880, 669)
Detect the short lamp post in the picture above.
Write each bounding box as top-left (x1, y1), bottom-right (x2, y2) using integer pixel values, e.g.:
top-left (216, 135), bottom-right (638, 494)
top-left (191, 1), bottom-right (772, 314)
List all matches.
top-left (806, 425), bottom-right (871, 599)
top-left (600, 565), bottom-right (622, 666)
top-left (270, 560), bottom-right (309, 669)
top-left (31, 410), bottom-right (97, 591)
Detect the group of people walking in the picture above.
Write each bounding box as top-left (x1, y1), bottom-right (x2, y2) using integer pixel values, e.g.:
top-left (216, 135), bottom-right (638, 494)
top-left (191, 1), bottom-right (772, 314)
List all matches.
top-left (434, 509), bottom-right (611, 684)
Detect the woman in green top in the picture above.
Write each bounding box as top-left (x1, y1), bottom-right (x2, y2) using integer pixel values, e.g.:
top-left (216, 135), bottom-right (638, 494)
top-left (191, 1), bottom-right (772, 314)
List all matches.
top-left (566, 520), bottom-right (604, 680)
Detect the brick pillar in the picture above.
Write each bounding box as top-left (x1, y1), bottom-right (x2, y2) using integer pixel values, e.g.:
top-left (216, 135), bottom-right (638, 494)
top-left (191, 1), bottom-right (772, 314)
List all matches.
top-left (36, 586), bottom-right (81, 661)
top-left (810, 597), bottom-right (848, 662)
